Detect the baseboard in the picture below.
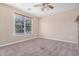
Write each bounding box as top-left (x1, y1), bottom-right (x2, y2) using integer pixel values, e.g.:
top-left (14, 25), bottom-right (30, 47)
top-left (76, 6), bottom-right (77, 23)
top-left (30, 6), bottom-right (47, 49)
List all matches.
top-left (0, 37), bottom-right (38, 48)
top-left (39, 35), bottom-right (77, 44)
top-left (0, 35), bottom-right (77, 47)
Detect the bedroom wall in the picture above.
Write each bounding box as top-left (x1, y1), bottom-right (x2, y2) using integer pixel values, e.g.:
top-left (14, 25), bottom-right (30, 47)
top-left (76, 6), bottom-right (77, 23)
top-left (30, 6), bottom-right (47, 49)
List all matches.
top-left (39, 8), bottom-right (79, 44)
top-left (0, 4), bottom-right (39, 45)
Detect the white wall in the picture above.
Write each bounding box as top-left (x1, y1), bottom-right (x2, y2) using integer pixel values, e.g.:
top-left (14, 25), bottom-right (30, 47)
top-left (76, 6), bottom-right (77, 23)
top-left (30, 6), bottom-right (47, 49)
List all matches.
top-left (39, 8), bottom-right (79, 44)
top-left (0, 4), bottom-right (79, 46)
top-left (0, 4), bottom-right (39, 45)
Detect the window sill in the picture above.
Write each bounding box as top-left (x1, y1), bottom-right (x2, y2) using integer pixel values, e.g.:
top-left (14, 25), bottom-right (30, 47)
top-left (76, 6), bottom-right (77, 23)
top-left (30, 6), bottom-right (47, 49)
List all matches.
top-left (13, 32), bottom-right (32, 36)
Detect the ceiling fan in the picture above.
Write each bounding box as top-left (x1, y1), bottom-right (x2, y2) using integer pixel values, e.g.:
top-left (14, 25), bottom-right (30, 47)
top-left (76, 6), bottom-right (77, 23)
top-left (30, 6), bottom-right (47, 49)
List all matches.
top-left (34, 3), bottom-right (54, 11)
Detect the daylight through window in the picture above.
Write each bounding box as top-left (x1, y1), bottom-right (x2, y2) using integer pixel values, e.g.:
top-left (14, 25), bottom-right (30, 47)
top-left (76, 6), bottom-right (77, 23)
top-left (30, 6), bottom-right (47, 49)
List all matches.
top-left (14, 13), bottom-right (32, 35)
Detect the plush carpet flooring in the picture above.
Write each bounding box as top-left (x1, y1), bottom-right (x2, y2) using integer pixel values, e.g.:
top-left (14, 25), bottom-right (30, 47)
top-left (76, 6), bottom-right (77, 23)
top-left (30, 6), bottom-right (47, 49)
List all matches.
top-left (0, 38), bottom-right (79, 56)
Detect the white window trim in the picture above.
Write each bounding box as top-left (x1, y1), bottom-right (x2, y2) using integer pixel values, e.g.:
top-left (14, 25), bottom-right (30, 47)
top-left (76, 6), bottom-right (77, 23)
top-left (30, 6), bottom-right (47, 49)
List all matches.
top-left (13, 13), bottom-right (32, 36)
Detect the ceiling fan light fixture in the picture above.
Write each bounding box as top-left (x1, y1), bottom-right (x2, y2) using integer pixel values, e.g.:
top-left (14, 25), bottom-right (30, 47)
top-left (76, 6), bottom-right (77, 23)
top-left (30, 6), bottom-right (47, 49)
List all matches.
top-left (34, 3), bottom-right (54, 11)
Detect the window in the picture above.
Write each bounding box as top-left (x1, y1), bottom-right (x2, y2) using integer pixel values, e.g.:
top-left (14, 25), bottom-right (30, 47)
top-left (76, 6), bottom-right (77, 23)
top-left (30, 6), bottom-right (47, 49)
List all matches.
top-left (14, 13), bottom-right (32, 35)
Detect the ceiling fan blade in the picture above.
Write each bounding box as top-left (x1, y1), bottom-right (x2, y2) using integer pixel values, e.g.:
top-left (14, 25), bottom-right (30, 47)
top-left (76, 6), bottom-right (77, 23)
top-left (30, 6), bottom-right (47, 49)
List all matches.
top-left (34, 4), bottom-right (41, 7)
top-left (48, 5), bottom-right (54, 9)
top-left (46, 3), bottom-right (53, 5)
top-left (42, 3), bottom-right (46, 6)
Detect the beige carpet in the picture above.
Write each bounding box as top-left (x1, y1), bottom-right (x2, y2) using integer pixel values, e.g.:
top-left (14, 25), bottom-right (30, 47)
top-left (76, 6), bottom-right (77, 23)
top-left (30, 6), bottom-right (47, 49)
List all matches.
top-left (0, 38), bottom-right (79, 56)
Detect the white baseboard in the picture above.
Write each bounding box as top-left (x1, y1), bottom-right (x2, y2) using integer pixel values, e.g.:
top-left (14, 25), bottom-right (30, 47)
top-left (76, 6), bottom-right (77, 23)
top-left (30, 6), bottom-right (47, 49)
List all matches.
top-left (0, 34), bottom-right (77, 47)
top-left (0, 36), bottom-right (38, 48)
top-left (39, 35), bottom-right (77, 44)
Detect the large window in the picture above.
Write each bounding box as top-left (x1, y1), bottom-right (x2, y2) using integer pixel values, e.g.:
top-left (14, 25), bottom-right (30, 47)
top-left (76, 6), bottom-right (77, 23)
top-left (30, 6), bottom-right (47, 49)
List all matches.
top-left (14, 13), bottom-right (32, 35)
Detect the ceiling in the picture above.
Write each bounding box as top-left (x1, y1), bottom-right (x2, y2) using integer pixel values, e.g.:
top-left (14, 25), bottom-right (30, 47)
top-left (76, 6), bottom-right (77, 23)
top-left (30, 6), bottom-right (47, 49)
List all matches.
top-left (6, 3), bottom-right (79, 17)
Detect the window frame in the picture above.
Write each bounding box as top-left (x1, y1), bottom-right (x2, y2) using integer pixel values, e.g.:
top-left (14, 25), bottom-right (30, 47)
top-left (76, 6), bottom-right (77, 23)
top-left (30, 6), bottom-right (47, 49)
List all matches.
top-left (13, 12), bottom-right (32, 36)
